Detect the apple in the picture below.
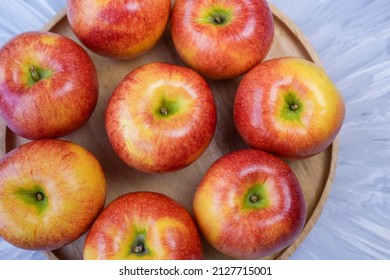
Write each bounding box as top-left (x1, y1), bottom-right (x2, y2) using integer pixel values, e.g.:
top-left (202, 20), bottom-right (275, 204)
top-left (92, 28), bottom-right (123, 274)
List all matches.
top-left (84, 191), bottom-right (203, 260)
top-left (0, 139), bottom-right (106, 251)
top-left (193, 149), bottom-right (306, 259)
top-left (234, 57), bottom-right (345, 159)
top-left (105, 62), bottom-right (217, 173)
top-left (170, 0), bottom-right (274, 80)
top-left (66, 0), bottom-right (171, 59)
top-left (0, 31), bottom-right (98, 140)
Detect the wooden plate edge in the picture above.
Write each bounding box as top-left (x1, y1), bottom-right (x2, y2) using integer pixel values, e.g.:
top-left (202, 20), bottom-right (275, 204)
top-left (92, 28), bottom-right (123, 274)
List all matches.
top-left (42, 9), bottom-right (67, 32)
top-left (269, 3), bottom-right (322, 65)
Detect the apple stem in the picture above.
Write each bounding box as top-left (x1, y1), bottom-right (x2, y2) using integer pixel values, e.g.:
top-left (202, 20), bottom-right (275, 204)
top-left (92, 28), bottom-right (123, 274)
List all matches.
top-left (36, 192), bottom-right (44, 201)
top-left (160, 107), bottom-right (168, 115)
top-left (214, 16), bottom-right (223, 24)
top-left (290, 104), bottom-right (299, 111)
top-left (250, 195), bottom-right (259, 203)
top-left (29, 66), bottom-right (41, 82)
top-left (132, 244), bottom-right (144, 254)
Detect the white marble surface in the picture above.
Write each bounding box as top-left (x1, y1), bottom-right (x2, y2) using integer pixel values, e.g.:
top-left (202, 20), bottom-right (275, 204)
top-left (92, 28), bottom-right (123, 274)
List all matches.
top-left (0, 0), bottom-right (389, 260)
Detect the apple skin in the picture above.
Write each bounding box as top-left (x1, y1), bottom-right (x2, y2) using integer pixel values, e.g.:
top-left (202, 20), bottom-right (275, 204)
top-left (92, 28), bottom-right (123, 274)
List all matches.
top-left (0, 31), bottom-right (98, 140)
top-left (234, 57), bottom-right (345, 159)
top-left (0, 139), bottom-right (106, 251)
top-left (84, 191), bottom-right (203, 260)
top-left (193, 149), bottom-right (306, 259)
top-left (171, 0), bottom-right (274, 79)
top-left (66, 0), bottom-right (171, 59)
top-left (105, 62), bottom-right (217, 173)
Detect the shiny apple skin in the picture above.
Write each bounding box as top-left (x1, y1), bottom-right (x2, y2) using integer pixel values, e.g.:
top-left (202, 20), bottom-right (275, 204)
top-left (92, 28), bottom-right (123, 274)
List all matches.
top-left (234, 57), bottom-right (345, 159)
top-left (105, 62), bottom-right (217, 173)
top-left (0, 31), bottom-right (98, 140)
top-left (84, 191), bottom-right (203, 260)
top-left (0, 139), bottom-right (106, 251)
top-left (171, 0), bottom-right (274, 79)
top-left (193, 149), bottom-right (306, 259)
top-left (66, 0), bottom-right (171, 59)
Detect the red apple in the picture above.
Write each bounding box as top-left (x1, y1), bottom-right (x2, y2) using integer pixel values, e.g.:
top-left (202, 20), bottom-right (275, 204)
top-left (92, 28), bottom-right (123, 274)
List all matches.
top-left (84, 191), bottom-right (203, 260)
top-left (0, 31), bottom-right (98, 140)
top-left (105, 62), bottom-right (217, 173)
top-left (66, 0), bottom-right (171, 59)
top-left (171, 0), bottom-right (274, 79)
top-left (0, 139), bottom-right (106, 251)
top-left (193, 149), bottom-right (306, 259)
top-left (234, 57), bottom-right (345, 159)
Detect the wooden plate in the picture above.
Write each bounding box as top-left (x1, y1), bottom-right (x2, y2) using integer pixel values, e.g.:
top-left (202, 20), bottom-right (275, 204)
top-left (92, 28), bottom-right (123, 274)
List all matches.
top-left (0, 3), bottom-right (339, 260)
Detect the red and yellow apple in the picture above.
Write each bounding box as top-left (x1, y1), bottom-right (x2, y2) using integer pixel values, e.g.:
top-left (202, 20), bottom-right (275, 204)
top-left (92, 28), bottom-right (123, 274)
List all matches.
top-left (234, 57), bottom-right (345, 159)
top-left (0, 31), bottom-right (98, 140)
top-left (105, 62), bottom-right (217, 173)
top-left (193, 149), bottom-right (306, 259)
top-left (66, 0), bottom-right (171, 59)
top-left (84, 191), bottom-right (203, 260)
top-left (0, 139), bottom-right (106, 251)
top-left (171, 0), bottom-right (274, 79)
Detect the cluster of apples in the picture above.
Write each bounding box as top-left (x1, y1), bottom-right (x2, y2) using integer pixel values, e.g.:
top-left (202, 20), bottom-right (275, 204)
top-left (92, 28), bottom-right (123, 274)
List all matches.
top-left (0, 0), bottom-right (345, 260)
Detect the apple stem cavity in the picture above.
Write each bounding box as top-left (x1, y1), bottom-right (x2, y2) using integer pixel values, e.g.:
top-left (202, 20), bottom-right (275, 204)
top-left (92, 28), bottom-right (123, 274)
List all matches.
top-left (290, 104), bottom-right (299, 111)
top-left (36, 192), bottom-right (44, 201)
top-left (29, 66), bottom-right (41, 82)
